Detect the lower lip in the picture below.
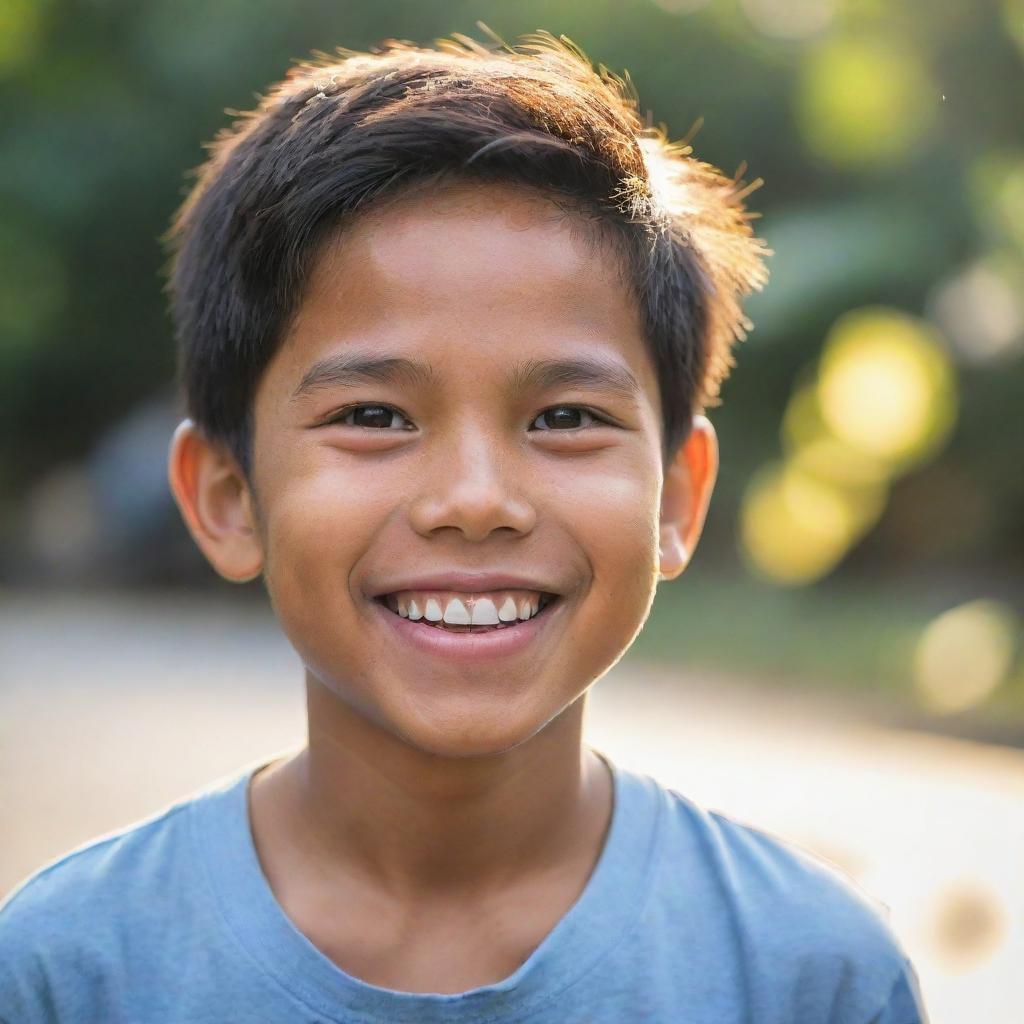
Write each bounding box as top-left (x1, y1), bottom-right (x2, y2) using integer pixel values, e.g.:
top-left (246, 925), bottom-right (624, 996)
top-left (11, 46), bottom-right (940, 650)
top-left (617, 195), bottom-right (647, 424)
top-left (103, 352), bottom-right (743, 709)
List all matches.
top-left (370, 597), bottom-right (561, 662)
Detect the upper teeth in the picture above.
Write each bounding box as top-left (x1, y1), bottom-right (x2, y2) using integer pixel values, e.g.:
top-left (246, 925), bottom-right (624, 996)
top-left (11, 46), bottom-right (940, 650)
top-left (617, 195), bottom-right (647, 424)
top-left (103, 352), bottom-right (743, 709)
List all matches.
top-left (385, 591), bottom-right (547, 624)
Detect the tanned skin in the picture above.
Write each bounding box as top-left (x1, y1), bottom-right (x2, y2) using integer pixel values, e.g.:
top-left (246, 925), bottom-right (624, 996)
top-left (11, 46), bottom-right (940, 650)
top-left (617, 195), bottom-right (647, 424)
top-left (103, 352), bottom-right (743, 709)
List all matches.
top-left (168, 182), bottom-right (717, 993)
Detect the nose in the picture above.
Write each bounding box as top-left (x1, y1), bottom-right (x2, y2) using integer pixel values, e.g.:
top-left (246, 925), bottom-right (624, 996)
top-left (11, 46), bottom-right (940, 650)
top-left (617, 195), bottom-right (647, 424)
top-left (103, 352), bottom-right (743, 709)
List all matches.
top-left (407, 426), bottom-right (537, 542)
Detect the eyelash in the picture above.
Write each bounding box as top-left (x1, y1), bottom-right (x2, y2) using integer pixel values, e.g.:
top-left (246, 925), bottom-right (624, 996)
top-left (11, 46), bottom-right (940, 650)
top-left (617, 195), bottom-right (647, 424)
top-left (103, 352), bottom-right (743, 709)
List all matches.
top-left (324, 403), bottom-right (611, 431)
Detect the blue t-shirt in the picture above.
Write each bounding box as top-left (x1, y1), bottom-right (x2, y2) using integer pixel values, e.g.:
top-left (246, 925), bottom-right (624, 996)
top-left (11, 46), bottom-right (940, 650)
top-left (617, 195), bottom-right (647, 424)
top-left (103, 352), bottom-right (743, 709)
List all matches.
top-left (0, 754), bottom-right (928, 1023)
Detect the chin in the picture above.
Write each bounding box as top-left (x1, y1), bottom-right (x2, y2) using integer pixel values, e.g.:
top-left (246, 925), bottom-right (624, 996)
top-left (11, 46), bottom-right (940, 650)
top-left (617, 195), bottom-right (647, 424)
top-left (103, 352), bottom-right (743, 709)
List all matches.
top-left (304, 656), bottom-right (586, 761)
top-left (390, 693), bottom-right (570, 761)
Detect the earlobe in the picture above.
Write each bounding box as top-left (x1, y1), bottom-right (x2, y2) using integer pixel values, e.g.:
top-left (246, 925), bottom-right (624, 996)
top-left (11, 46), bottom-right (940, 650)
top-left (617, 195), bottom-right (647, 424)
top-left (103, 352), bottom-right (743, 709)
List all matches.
top-left (658, 415), bottom-right (719, 582)
top-left (167, 419), bottom-right (264, 583)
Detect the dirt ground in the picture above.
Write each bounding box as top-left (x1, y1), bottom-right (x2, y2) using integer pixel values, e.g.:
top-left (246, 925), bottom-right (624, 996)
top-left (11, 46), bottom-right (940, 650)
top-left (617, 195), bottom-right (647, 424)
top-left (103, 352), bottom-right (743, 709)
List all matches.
top-left (2, 590), bottom-right (1021, 1022)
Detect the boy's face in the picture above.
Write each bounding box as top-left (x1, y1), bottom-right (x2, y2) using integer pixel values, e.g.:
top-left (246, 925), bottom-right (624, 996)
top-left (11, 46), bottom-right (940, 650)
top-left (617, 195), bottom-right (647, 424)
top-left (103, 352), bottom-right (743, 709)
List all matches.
top-left (171, 182), bottom-right (717, 758)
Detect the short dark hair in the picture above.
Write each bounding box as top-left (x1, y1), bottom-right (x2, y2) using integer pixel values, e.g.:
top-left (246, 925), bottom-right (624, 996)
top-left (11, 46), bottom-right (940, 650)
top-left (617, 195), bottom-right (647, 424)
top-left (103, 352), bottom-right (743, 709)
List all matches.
top-left (165, 31), bottom-right (769, 477)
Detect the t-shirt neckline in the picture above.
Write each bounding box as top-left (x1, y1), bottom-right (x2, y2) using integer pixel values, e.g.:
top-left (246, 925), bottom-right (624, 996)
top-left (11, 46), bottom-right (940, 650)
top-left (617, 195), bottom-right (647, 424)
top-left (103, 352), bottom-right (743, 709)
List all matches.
top-left (190, 751), bottom-right (663, 1024)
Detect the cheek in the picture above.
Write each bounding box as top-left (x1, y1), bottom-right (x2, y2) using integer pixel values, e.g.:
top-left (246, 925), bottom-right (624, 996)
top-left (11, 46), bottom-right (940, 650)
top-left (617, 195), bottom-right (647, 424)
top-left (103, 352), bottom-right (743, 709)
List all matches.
top-left (256, 469), bottom-right (394, 709)
top-left (258, 461), bottom-right (381, 629)
top-left (574, 457), bottom-right (661, 562)
top-left (566, 461), bottom-right (662, 641)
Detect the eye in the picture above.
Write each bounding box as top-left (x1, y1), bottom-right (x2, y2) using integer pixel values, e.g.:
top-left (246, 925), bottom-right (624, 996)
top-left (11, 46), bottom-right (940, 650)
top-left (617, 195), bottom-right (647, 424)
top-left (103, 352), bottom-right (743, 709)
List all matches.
top-left (530, 406), bottom-right (607, 431)
top-left (327, 404), bottom-right (414, 430)
top-left (323, 403), bottom-right (609, 432)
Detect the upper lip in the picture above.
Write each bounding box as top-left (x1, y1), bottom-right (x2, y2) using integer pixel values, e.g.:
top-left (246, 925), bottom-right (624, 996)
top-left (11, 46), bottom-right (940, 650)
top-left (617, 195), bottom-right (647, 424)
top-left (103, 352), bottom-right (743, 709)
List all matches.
top-left (368, 572), bottom-right (562, 598)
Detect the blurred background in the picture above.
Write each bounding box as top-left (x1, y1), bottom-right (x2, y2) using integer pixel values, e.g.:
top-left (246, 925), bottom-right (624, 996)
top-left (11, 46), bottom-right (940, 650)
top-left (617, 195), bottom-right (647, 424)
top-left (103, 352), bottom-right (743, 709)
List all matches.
top-left (1, 1), bottom-right (1022, 1020)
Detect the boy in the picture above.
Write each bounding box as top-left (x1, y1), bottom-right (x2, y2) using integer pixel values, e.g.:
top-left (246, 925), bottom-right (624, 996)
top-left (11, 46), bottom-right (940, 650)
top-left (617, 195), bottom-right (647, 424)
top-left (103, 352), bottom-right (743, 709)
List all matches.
top-left (0, 31), bottom-right (927, 1023)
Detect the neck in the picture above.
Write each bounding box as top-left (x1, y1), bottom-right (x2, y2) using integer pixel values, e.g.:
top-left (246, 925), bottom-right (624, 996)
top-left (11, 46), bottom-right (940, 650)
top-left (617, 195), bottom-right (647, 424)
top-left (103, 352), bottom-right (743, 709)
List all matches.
top-left (257, 672), bottom-right (612, 902)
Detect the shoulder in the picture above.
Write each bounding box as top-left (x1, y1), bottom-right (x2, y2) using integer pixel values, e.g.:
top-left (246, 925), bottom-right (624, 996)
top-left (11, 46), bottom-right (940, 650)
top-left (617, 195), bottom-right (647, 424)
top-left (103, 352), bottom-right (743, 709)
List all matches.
top-left (640, 777), bottom-right (925, 1020)
top-left (0, 797), bottom-right (198, 983)
top-left (0, 780), bottom-right (228, 1019)
top-left (1, 762), bottom-right (257, 934)
top-left (1, 797), bottom-right (195, 930)
top-left (655, 782), bottom-right (901, 948)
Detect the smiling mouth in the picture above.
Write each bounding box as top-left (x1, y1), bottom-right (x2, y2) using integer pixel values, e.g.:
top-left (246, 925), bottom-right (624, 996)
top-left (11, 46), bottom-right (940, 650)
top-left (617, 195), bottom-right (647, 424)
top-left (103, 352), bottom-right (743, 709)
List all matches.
top-left (373, 594), bottom-right (559, 633)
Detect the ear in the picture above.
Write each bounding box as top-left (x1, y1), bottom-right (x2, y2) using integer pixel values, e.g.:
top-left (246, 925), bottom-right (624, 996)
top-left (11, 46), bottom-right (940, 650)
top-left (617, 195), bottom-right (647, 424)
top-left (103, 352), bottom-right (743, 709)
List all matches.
top-left (167, 419), bottom-right (263, 583)
top-left (658, 414), bottom-right (719, 581)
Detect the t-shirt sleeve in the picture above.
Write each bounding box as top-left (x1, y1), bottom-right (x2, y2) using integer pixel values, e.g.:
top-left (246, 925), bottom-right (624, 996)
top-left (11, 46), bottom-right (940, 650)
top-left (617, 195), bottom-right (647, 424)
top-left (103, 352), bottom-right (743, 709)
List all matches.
top-left (869, 959), bottom-right (930, 1024)
top-left (0, 856), bottom-right (103, 1024)
top-left (0, 973), bottom-right (52, 1024)
top-left (0, 894), bottom-right (58, 1024)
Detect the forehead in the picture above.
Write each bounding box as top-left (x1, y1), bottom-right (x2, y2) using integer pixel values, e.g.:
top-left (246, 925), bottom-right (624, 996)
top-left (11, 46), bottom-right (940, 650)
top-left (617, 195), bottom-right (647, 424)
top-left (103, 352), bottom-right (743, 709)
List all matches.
top-left (267, 181), bottom-right (657, 402)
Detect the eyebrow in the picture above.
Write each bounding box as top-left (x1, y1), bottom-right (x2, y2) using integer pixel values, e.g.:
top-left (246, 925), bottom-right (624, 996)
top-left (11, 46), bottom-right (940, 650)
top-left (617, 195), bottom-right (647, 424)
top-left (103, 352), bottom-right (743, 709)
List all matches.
top-left (291, 354), bottom-right (438, 401)
top-left (507, 356), bottom-right (642, 404)
top-left (291, 352), bottom-right (643, 404)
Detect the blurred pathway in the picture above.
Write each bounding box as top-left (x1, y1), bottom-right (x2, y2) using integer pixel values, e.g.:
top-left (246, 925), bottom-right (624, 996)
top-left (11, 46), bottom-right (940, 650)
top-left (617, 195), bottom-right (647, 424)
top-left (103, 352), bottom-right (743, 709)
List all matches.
top-left (2, 591), bottom-right (1021, 1022)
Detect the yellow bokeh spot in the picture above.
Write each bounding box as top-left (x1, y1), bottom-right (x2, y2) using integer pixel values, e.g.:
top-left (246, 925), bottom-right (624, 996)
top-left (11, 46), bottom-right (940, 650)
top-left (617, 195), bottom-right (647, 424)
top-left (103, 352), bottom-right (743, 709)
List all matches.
top-left (767, 306), bottom-right (957, 584)
top-left (780, 378), bottom-right (825, 454)
top-left (739, 460), bottom-right (884, 585)
top-left (789, 435), bottom-right (889, 490)
top-left (914, 600), bottom-right (1020, 714)
top-left (817, 308), bottom-right (956, 468)
top-left (797, 35), bottom-right (937, 168)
